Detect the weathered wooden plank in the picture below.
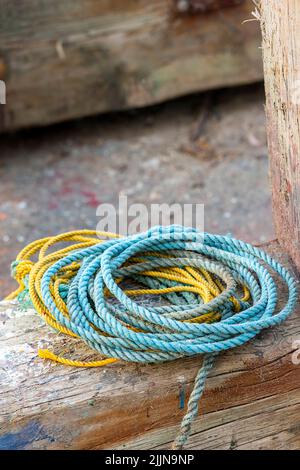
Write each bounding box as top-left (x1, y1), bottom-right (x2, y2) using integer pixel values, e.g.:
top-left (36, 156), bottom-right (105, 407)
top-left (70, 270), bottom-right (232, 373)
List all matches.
top-left (115, 390), bottom-right (300, 450)
top-left (0, 0), bottom-right (262, 132)
top-left (261, 1), bottom-right (300, 271)
top-left (0, 241), bottom-right (299, 450)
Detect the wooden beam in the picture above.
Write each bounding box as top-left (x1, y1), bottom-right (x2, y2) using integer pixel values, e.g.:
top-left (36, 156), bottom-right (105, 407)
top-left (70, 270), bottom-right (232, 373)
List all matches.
top-left (0, 0), bottom-right (262, 132)
top-left (261, 1), bottom-right (300, 271)
top-left (1, 241), bottom-right (299, 450)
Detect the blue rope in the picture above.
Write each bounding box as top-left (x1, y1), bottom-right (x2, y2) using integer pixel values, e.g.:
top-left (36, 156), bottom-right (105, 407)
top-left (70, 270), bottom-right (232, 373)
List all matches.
top-left (36, 225), bottom-right (298, 448)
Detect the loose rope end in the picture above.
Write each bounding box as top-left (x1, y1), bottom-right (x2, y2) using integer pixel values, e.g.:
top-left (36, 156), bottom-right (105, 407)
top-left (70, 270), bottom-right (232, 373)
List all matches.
top-left (38, 348), bottom-right (118, 367)
top-left (170, 442), bottom-right (183, 450)
top-left (38, 349), bottom-right (57, 361)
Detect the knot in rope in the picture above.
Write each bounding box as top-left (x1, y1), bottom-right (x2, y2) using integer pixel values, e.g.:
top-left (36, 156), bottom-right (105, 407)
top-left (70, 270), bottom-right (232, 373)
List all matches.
top-left (10, 259), bottom-right (34, 305)
top-left (11, 259), bottom-right (33, 278)
top-left (6, 225), bottom-right (298, 449)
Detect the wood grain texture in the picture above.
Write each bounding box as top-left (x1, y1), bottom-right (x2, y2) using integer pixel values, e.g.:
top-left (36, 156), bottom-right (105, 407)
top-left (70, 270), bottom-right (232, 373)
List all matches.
top-left (0, 241), bottom-right (299, 450)
top-left (0, 0), bottom-right (262, 131)
top-left (261, 1), bottom-right (300, 272)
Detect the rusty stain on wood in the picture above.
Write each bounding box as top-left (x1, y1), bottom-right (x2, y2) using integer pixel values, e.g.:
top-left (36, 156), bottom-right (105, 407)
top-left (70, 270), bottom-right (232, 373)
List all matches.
top-left (0, 241), bottom-right (299, 449)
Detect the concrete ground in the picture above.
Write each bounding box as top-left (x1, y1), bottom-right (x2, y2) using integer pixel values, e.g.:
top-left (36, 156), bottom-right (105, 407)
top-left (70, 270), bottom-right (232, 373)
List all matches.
top-left (0, 83), bottom-right (273, 299)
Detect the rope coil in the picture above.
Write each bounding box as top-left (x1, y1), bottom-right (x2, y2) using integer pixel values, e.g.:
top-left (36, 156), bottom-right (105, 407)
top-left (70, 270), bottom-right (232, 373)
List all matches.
top-left (6, 225), bottom-right (298, 449)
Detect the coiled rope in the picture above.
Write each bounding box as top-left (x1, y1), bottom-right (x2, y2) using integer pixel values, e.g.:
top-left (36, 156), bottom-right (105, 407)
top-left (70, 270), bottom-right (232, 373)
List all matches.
top-left (6, 225), bottom-right (298, 449)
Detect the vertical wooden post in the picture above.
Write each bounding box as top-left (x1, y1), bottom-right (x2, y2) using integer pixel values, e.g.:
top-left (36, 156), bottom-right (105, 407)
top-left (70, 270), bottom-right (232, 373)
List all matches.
top-left (260, 1), bottom-right (300, 270)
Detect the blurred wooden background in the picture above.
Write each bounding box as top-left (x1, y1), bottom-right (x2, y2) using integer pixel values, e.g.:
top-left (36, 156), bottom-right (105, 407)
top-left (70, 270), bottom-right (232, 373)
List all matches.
top-left (0, 0), bottom-right (262, 132)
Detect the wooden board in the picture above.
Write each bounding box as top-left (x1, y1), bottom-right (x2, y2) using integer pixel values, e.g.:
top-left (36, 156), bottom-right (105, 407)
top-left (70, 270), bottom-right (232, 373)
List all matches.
top-left (0, 240), bottom-right (300, 450)
top-left (0, 0), bottom-right (262, 132)
top-left (261, 0), bottom-right (300, 273)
